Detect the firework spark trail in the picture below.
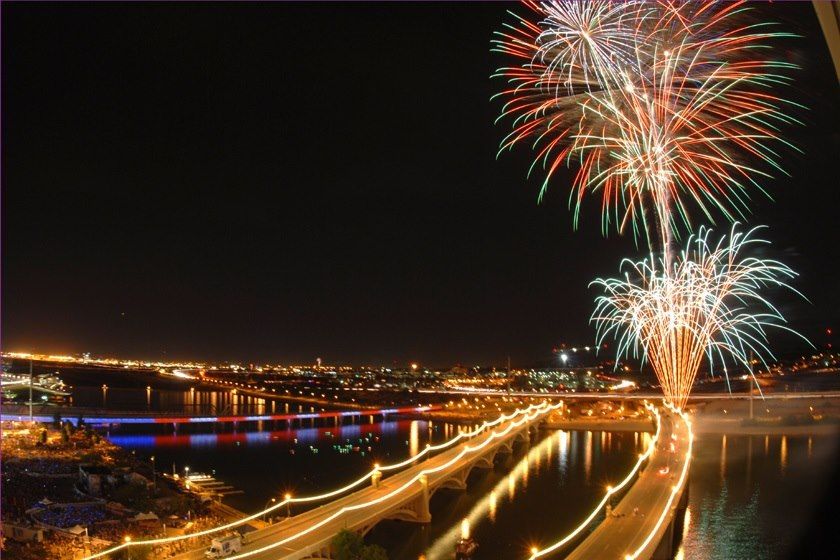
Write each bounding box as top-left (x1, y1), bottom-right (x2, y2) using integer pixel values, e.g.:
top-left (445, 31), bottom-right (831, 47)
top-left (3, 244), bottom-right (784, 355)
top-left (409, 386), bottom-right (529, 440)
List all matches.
top-left (493, 1), bottom-right (801, 245)
top-left (569, 38), bottom-right (802, 261)
top-left (591, 224), bottom-right (805, 410)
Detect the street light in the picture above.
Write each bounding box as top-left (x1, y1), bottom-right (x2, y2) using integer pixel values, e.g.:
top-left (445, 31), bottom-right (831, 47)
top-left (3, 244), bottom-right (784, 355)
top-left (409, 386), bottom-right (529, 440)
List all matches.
top-left (263, 498), bottom-right (276, 522)
top-left (285, 493), bottom-right (292, 518)
top-left (150, 456), bottom-right (156, 494)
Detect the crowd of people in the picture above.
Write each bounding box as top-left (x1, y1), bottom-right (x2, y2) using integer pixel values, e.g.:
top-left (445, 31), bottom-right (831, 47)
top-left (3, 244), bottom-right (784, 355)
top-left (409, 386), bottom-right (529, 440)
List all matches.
top-left (34, 504), bottom-right (109, 529)
top-left (1, 465), bottom-right (81, 519)
top-left (2, 422), bottom-right (230, 559)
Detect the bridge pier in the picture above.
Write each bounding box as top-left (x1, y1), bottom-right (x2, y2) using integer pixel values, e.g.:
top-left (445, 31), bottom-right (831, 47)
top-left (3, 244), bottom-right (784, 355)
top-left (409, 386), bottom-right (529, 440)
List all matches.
top-left (651, 475), bottom-right (689, 560)
top-left (651, 516), bottom-right (675, 560)
top-left (417, 474), bottom-right (431, 523)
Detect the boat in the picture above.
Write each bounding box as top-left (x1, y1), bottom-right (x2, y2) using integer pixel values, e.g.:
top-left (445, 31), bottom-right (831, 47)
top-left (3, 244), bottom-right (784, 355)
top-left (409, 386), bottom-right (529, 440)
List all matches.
top-left (455, 518), bottom-right (478, 559)
top-left (455, 537), bottom-right (478, 559)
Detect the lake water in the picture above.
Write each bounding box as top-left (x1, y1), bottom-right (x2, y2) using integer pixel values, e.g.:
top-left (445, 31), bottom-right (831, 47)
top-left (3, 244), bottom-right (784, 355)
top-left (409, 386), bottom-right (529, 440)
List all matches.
top-left (677, 433), bottom-right (840, 560)
top-left (106, 418), bottom-right (840, 560)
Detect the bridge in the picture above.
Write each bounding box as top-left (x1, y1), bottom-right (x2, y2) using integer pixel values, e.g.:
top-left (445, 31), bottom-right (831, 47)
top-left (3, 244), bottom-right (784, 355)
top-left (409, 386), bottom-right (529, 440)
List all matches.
top-left (0, 404), bottom-right (438, 426)
top-left (165, 404), bottom-right (552, 560)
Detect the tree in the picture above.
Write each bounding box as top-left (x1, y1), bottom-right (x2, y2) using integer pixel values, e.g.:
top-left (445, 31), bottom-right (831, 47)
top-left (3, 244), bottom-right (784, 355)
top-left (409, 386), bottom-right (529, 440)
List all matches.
top-left (332, 530), bottom-right (363, 560)
top-left (360, 545), bottom-right (388, 560)
top-left (331, 530), bottom-right (388, 560)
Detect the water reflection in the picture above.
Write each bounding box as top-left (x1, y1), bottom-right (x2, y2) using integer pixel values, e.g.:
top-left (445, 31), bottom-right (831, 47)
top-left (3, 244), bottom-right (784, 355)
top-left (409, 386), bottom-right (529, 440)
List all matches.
top-left (410, 420), bottom-right (420, 457)
top-left (558, 430), bottom-right (569, 475)
top-left (584, 431), bottom-right (593, 484)
top-left (680, 434), bottom-right (840, 559)
top-left (780, 436), bottom-right (787, 475)
top-left (422, 431), bottom-right (567, 560)
top-left (488, 491), bottom-right (497, 523)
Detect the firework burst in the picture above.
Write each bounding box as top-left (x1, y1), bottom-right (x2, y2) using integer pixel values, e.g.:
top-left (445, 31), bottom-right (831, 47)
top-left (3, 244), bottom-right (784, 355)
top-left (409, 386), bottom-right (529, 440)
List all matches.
top-left (493, 1), bottom-right (801, 244)
top-left (591, 224), bottom-right (804, 410)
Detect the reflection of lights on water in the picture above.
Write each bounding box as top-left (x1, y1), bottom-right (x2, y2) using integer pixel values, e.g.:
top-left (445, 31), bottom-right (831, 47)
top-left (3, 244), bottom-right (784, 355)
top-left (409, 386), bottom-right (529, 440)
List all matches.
top-left (522, 460), bottom-right (529, 489)
top-left (422, 430), bottom-right (560, 560)
top-left (557, 430), bottom-right (570, 475)
top-left (409, 421), bottom-right (420, 457)
top-left (720, 435), bottom-right (727, 479)
top-left (808, 437), bottom-right (813, 459)
top-left (764, 435), bottom-right (769, 456)
top-left (488, 492), bottom-right (497, 523)
top-left (584, 431), bottom-right (593, 483)
top-left (780, 436), bottom-right (787, 474)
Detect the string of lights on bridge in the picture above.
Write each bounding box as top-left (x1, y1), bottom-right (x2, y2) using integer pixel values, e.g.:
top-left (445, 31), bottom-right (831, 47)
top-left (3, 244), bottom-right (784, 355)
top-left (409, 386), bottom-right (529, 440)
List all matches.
top-left (82, 402), bottom-right (553, 560)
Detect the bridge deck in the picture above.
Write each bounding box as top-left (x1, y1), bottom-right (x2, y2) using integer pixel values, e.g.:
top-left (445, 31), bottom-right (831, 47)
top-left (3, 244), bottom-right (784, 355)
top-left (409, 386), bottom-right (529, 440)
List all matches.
top-left (564, 412), bottom-right (690, 560)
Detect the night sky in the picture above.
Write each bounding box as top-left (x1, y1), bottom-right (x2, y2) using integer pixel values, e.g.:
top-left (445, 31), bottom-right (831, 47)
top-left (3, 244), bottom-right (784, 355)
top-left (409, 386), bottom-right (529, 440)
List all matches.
top-left (2, 2), bottom-right (838, 366)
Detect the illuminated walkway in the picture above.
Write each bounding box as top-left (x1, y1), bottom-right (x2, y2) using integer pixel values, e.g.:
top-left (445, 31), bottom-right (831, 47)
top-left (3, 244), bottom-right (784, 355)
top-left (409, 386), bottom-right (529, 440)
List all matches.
top-left (169, 406), bottom-right (551, 560)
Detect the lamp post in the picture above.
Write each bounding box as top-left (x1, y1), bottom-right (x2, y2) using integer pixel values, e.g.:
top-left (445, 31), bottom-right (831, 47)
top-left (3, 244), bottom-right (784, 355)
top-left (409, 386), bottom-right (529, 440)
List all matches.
top-left (263, 498), bottom-right (276, 522)
top-left (150, 456), bottom-right (156, 494)
top-left (29, 359), bottom-right (34, 423)
top-left (285, 493), bottom-right (292, 518)
top-left (124, 535), bottom-right (132, 560)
